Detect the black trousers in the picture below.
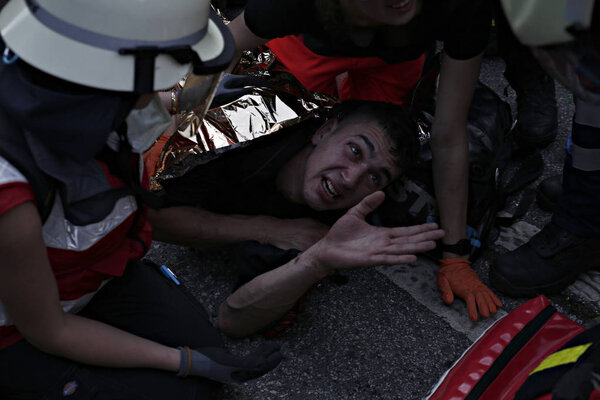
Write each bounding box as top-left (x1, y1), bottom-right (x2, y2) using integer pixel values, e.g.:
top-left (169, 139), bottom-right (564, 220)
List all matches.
top-left (0, 261), bottom-right (224, 400)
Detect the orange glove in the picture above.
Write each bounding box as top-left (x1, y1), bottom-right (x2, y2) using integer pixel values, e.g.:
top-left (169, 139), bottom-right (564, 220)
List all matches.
top-left (437, 258), bottom-right (502, 321)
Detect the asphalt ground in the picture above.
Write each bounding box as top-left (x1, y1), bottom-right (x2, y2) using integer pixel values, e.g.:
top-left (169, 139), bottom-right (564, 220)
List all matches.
top-left (145, 54), bottom-right (595, 399)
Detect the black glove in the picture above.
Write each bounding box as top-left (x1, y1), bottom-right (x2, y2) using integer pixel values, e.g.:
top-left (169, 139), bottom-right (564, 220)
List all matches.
top-left (177, 343), bottom-right (282, 383)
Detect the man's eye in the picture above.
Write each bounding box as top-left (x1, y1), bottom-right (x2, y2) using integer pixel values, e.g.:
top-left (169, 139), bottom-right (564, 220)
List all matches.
top-left (369, 173), bottom-right (380, 184)
top-left (350, 144), bottom-right (361, 156)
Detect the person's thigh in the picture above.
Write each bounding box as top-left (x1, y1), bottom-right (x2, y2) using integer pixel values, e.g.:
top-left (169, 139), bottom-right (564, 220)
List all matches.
top-left (339, 54), bottom-right (425, 105)
top-left (79, 260), bottom-right (223, 349)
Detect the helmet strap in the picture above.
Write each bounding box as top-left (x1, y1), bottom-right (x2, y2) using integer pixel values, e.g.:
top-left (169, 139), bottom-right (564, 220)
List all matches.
top-left (119, 45), bottom-right (204, 93)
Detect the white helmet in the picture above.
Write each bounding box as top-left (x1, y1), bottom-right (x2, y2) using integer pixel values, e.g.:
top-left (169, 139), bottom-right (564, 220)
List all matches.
top-left (500, 0), bottom-right (596, 46)
top-left (500, 0), bottom-right (599, 103)
top-left (0, 0), bottom-right (235, 93)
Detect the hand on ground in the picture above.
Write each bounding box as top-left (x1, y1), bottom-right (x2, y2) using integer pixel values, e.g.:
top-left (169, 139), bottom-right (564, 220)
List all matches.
top-left (437, 258), bottom-right (503, 321)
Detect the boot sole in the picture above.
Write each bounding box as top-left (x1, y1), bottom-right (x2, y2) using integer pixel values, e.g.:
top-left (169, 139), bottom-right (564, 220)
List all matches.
top-left (489, 267), bottom-right (581, 298)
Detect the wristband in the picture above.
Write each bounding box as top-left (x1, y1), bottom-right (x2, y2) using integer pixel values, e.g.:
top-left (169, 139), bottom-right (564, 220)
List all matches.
top-left (177, 346), bottom-right (192, 378)
top-left (441, 239), bottom-right (472, 256)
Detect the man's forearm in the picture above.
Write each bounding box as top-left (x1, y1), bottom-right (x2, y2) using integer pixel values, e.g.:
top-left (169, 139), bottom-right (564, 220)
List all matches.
top-left (218, 248), bottom-right (331, 337)
top-left (149, 206), bottom-right (276, 246)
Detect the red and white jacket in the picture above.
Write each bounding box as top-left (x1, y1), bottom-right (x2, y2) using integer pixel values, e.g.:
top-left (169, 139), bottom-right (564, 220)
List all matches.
top-left (0, 154), bottom-right (153, 350)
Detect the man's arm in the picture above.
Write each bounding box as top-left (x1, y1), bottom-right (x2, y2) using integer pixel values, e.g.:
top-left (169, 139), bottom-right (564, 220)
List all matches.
top-left (430, 52), bottom-right (502, 321)
top-left (148, 206), bottom-right (328, 251)
top-left (218, 191), bottom-right (445, 337)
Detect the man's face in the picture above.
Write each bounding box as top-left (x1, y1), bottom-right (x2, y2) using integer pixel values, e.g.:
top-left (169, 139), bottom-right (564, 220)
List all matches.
top-left (301, 118), bottom-right (401, 211)
top-left (341, 0), bottom-right (422, 27)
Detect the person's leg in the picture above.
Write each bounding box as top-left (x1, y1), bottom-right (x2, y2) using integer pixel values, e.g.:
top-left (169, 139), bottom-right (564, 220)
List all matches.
top-left (0, 260), bottom-right (223, 399)
top-left (491, 98), bottom-right (600, 297)
top-left (553, 98), bottom-right (600, 235)
top-left (338, 54), bottom-right (425, 106)
top-left (495, 0), bottom-right (558, 148)
top-left (265, 35), bottom-right (348, 97)
top-left (79, 260), bottom-right (223, 349)
top-left (0, 339), bottom-right (216, 400)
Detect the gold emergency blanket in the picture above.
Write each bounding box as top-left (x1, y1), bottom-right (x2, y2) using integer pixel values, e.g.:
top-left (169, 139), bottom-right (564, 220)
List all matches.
top-left (149, 49), bottom-right (337, 191)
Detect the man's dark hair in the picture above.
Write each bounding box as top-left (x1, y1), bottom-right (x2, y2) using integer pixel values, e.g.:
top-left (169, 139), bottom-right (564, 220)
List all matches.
top-left (330, 100), bottom-right (421, 171)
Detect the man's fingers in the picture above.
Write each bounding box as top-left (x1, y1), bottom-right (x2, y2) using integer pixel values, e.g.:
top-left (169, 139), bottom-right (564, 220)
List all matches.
top-left (347, 191), bottom-right (385, 219)
top-left (383, 240), bottom-right (437, 255)
top-left (389, 222), bottom-right (442, 238)
top-left (372, 254), bottom-right (418, 266)
top-left (390, 231), bottom-right (446, 246)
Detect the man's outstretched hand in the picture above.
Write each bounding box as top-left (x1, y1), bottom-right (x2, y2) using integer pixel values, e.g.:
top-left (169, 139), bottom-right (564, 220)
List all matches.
top-left (437, 258), bottom-right (503, 321)
top-left (261, 217), bottom-right (329, 251)
top-left (306, 191), bottom-right (445, 275)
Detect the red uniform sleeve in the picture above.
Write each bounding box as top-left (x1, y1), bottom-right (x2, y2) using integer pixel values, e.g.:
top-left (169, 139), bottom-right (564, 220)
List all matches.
top-left (0, 182), bottom-right (36, 217)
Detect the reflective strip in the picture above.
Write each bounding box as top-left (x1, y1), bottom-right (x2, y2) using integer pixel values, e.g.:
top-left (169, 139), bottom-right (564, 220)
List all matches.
top-left (530, 343), bottom-right (592, 375)
top-left (0, 280), bottom-right (110, 326)
top-left (0, 155), bottom-right (27, 185)
top-left (43, 192), bottom-right (137, 251)
top-left (575, 98), bottom-right (600, 128)
top-left (26, 0), bottom-right (207, 52)
top-left (571, 143), bottom-right (600, 171)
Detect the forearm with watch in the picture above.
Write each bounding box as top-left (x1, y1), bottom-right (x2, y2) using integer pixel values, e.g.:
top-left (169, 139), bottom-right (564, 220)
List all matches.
top-left (429, 53), bottom-right (502, 321)
top-left (431, 129), bottom-right (501, 321)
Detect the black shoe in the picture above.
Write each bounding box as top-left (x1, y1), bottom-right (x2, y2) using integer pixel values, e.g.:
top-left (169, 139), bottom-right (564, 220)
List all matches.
top-left (508, 72), bottom-right (559, 148)
top-left (490, 222), bottom-right (600, 297)
top-left (536, 175), bottom-right (562, 212)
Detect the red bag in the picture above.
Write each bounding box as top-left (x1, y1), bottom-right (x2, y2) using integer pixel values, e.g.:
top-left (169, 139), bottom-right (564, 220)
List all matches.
top-left (426, 295), bottom-right (585, 400)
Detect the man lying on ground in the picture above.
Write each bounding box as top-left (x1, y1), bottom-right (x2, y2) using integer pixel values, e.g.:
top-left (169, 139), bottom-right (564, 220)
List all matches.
top-left (158, 100), bottom-right (420, 250)
top-left (151, 100), bottom-right (446, 337)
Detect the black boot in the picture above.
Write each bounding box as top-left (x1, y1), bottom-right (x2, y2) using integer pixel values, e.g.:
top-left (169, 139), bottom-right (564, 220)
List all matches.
top-left (490, 222), bottom-right (600, 297)
top-left (509, 71), bottom-right (559, 149)
top-left (536, 174), bottom-right (563, 212)
top-left (495, 0), bottom-right (559, 149)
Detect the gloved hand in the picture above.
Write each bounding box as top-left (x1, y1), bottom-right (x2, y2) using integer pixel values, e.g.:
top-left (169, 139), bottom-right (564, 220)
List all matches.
top-left (177, 343), bottom-right (283, 383)
top-left (437, 258), bottom-right (502, 321)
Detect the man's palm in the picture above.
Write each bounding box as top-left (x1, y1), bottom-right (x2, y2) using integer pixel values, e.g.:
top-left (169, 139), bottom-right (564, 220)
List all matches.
top-left (312, 192), bottom-right (445, 271)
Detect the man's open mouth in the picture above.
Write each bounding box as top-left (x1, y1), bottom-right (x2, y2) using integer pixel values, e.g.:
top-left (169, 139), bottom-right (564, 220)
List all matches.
top-left (322, 178), bottom-right (339, 198)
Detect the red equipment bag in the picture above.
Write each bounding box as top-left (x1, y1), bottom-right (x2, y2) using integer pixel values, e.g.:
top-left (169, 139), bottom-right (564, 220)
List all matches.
top-left (425, 295), bottom-right (597, 400)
